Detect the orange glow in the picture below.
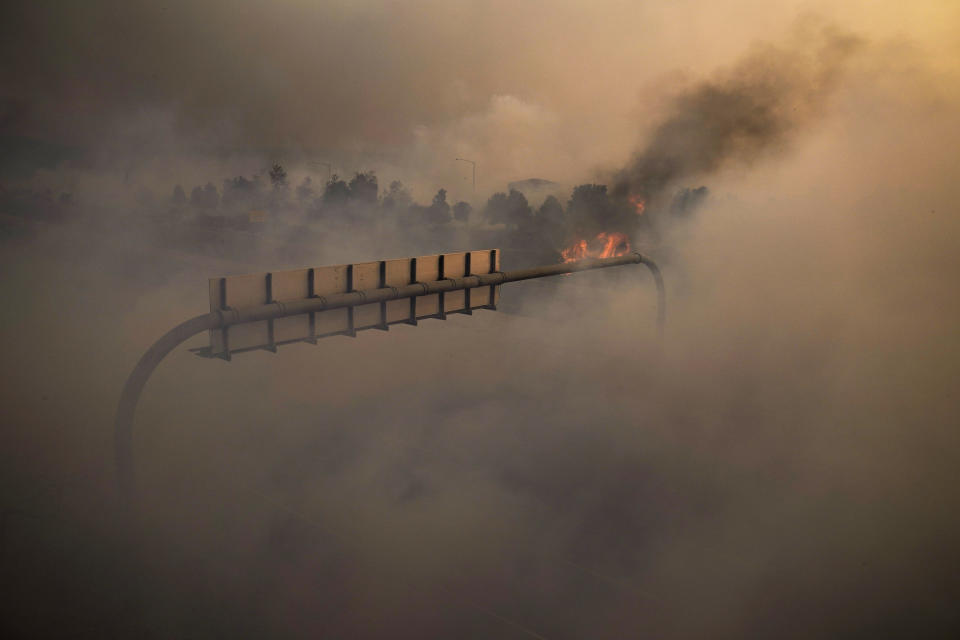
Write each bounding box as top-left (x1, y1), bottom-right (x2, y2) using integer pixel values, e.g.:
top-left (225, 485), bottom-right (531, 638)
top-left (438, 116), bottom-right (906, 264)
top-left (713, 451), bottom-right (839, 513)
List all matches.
top-left (560, 231), bottom-right (631, 263)
top-left (629, 194), bottom-right (646, 215)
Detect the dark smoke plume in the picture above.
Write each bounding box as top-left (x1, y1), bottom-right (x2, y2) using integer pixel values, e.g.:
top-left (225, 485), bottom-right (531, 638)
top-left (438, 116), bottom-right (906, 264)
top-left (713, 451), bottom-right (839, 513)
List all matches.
top-left (612, 25), bottom-right (861, 206)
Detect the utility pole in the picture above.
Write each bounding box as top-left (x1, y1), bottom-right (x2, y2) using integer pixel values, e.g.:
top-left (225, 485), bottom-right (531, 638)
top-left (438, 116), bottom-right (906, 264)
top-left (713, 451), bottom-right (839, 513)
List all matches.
top-left (455, 158), bottom-right (476, 200)
top-left (309, 161), bottom-right (332, 183)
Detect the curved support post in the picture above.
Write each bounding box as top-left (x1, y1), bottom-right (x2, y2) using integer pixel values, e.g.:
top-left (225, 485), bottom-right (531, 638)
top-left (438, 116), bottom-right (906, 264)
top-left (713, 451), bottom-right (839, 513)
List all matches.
top-left (114, 312), bottom-right (221, 508)
top-left (637, 254), bottom-right (666, 340)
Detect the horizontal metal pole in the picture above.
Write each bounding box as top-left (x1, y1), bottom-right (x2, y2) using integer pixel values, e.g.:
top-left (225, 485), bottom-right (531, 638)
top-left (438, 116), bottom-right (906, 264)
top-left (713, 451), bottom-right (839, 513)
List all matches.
top-left (216, 253), bottom-right (651, 327)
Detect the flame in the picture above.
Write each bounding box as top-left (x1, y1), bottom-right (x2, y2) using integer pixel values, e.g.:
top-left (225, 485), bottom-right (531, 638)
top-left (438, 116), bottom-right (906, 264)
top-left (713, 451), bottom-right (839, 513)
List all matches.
top-left (629, 194), bottom-right (646, 215)
top-left (561, 231), bottom-right (631, 263)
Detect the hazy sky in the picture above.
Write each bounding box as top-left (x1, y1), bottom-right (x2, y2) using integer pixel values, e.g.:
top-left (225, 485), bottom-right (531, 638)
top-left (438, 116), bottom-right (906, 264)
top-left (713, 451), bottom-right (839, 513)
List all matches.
top-left (2, 1), bottom-right (958, 192)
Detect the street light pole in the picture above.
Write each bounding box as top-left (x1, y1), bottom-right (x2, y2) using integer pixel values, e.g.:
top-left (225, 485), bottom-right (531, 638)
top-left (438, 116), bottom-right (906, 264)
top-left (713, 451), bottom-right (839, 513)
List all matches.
top-left (455, 158), bottom-right (476, 200)
top-left (309, 161), bottom-right (332, 183)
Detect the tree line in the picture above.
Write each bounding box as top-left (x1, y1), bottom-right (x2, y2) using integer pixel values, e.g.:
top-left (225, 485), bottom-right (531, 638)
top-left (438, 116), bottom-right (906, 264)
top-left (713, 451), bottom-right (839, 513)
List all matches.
top-left (168, 163), bottom-right (707, 236)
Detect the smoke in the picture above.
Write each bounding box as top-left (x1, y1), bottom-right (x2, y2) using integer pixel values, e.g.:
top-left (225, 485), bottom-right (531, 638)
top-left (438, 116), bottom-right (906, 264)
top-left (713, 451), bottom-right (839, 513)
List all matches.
top-left (0, 2), bottom-right (870, 195)
top-left (2, 2), bottom-right (960, 639)
top-left (612, 22), bottom-right (862, 208)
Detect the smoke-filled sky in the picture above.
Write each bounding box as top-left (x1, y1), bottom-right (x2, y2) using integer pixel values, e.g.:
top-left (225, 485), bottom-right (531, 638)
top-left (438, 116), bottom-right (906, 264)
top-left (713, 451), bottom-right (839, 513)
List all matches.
top-left (2, 1), bottom-right (960, 638)
top-left (3, 0), bottom-right (958, 193)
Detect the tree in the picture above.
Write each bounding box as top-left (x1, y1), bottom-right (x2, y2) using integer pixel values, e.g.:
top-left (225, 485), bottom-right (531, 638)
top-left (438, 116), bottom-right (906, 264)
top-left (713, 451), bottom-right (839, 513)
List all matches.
top-left (171, 184), bottom-right (187, 207)
top-left (424, 188), bottom-right (451, 225)
top-left (535, 194), bottom-right (566, 245)
top-left (566, 183), bottom-right (619, 235)
top-left (322, 174), bottom-right (350, 208)
top-left (348, 171), bottom-right (378, 206)
top-left (381, 180), bottom-right (412, 212)
top-left (537, 195), bottom-right (564, 225)
top-left (221, 175), bottom-right (263, 208)
top-left (202, 182), bottom-right (219, 209)
top-left (483, 188), bottom-right (531, 229)
top-left (191, 182), bottom-right (219, 209)
top-left (483, 192), bottom-right (508, 225)
top-left (269, 164), bottom-right (288, 191)
top-left (452, 200), bottom-right (472, 224)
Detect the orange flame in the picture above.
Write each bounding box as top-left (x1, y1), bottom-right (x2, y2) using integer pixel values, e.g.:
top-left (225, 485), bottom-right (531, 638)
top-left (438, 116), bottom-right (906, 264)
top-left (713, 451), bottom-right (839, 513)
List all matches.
top-left (561, 231), bottom-right (631, 263)
top-left (629, 194), bottom-right (646, 215)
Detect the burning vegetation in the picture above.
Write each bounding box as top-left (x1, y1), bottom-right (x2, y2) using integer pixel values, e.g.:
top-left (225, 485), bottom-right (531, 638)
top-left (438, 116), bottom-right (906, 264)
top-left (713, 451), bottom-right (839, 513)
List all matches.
top-left (560, 232), bottom-right (632, 262)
